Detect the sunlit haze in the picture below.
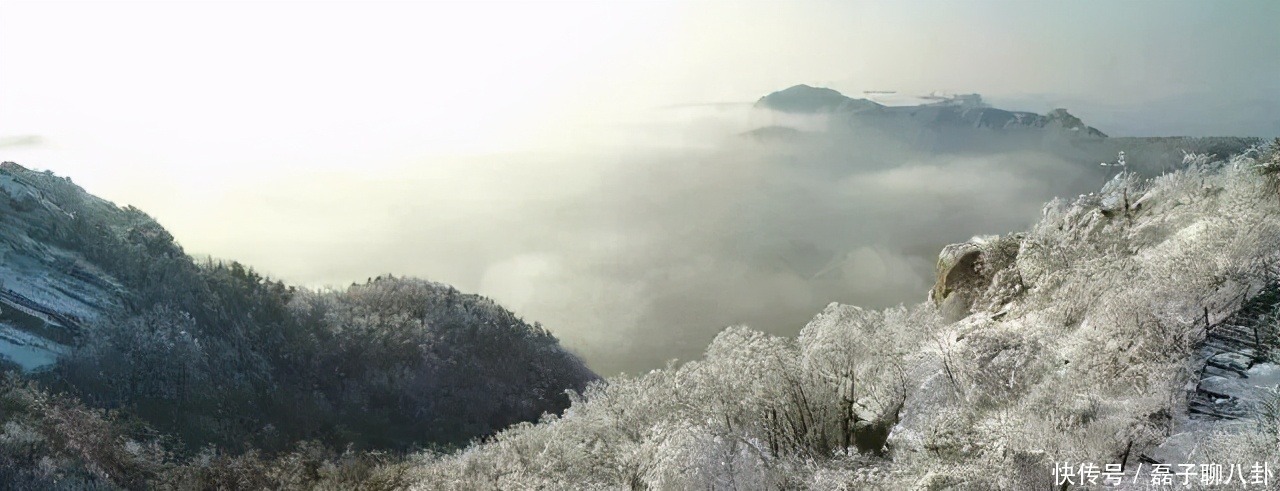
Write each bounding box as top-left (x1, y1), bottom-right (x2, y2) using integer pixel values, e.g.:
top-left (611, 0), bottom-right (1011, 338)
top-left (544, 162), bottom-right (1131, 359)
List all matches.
top-left (3, 0), bottom-right (1277, 374)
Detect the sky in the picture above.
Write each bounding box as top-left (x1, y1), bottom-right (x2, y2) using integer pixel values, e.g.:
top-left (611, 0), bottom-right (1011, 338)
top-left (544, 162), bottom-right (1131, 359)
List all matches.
top-left (2, 0), bottom-right (1277, 374)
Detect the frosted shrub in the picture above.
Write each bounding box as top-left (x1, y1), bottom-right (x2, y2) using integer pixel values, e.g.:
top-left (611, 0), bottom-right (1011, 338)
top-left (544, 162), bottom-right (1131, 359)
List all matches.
top-left (953, 327), bottom-right (1048, 410)
top-left (413, 150), bottom-right (1280, 489)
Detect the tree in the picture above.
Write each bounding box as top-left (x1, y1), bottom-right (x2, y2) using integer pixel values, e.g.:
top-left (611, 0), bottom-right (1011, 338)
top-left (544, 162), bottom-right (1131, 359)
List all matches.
top-left (1257, 137), bottom-right (1280, 203)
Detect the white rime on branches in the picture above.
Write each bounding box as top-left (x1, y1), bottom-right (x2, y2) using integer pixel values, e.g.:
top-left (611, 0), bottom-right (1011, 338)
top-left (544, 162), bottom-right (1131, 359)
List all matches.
top-left (410, 148), bottom-right (1280, 489)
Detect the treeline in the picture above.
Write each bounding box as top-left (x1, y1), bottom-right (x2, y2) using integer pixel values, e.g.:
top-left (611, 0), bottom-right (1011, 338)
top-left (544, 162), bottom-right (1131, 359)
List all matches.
top-left (51, 271), bottom-right (596, 454)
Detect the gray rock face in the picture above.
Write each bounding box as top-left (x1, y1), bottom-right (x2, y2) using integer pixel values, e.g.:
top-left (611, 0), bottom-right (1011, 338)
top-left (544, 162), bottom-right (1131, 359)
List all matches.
top-left (931, 236), bottom-right (1022, 321)
top-left (0, 162), bottom-right (125, 370)
top-left (932, 242), bottom-right (983, 306)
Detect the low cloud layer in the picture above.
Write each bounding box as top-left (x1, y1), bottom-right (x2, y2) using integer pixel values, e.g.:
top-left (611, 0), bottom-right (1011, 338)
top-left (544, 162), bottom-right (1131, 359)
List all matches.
top-left (118, 109), bottom-right (1102, 375)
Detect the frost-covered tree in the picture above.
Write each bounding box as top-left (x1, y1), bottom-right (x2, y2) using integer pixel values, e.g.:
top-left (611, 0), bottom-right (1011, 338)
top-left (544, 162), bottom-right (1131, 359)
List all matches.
top-left (411, 147), bottom-right (1280, 490)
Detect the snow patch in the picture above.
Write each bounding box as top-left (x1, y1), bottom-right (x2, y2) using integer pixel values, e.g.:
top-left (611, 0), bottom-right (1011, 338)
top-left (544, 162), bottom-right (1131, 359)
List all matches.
top-left (0, 322), bottom-right (64, 371)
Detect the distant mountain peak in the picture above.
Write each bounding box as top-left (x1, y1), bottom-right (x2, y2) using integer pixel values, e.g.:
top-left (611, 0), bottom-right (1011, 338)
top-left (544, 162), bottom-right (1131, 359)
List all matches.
top-left (752, 85), bottom-right (1107, 138)
top-left (755, 84), bottom-right (884, 113)
top-left (1043, 107), bottom-right (1105, 136)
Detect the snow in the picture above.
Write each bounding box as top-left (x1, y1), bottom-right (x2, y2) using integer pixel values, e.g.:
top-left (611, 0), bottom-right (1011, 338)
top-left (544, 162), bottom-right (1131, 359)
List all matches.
top-left (0, 166), bottom-right (125, 371)
top-left (0, 174), bottom-right (36, 200)
top-left (0, 221), bottom-right (122, 325)
top-left (1245, 362), bottom-right (1280, 387)
top-left (1146, 362), bottom-right (1280, 466)
top-left (860, 92), bottom-right (958, 107)
top-left (0, 322), bottom-right (64, 371)
top-left (1197, 361), bottom-right (1280, 410)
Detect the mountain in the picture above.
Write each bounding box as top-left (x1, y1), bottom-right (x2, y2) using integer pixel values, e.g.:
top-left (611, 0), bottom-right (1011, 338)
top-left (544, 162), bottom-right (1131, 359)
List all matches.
top-left (754, 84), bottom-right (1107, 137)
top-left (755, 84), bottom-right (886, 114)
top-left (0, 161), bottom-right (596, 453)
top-left (748, 85), bottom-right (1263, 177)
top-left (414, 144), bottom-right (1280, 488)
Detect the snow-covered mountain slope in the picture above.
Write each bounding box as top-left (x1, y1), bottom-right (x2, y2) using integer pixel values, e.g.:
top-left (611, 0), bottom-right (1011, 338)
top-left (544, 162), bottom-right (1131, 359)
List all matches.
top-left (410, 145), bottom-right (1280, 489)
top-left (0, 162), bottom-right (125, 370)
top-left (909, 152), bottom-right (1280, 486)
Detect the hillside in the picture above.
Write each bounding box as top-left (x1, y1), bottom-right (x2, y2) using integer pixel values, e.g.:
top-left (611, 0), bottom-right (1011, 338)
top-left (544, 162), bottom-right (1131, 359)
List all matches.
top-left (0, 163), bottom-right (128, 371)
top-left (411, 143), bottom-right (1280, 489)
top-left (0, 161), bottom-right (596, 454)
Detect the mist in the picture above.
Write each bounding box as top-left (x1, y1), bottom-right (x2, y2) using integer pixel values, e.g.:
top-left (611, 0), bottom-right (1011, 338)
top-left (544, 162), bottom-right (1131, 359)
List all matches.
top-left (2, 0), bottom-right (1273, 374)
top-left (64, 106), bottom-right (1094, 375)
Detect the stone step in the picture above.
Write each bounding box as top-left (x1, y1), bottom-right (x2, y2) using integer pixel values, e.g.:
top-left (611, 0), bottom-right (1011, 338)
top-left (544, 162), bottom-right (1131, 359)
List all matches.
top-left (1206, 352), bottom-right (1254, 372)
top-left (1187, 397), bottom-right (1249, 420)
top-left (1200, 337), bottom-right (1261, 357)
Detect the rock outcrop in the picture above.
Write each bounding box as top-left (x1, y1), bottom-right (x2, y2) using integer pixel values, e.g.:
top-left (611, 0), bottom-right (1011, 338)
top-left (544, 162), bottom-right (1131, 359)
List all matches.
top-left (930, 235), bottom-right (1023, 321)
top-left (931, 242), bottom-right (983, 304)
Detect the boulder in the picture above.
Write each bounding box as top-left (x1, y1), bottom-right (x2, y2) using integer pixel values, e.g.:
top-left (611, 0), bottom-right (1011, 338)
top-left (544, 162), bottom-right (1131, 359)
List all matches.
top-left (931, 235), bottom-right (1023, 319)
top-left (931, 242), bottom-right (983, 306)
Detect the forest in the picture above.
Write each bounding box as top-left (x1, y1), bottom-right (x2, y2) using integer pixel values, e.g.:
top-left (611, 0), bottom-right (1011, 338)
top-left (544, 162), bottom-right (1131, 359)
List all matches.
top-left (0, 163), bottom-right (595, 488)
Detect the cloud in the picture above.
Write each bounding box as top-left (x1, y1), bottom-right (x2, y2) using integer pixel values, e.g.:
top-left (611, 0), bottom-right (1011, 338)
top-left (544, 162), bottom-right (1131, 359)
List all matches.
top-left (0, 135), bottom-right (45, 149)
top-left (29, 105), bottom-right (1108, 376)
top-left (258, 111), bottom-right (1102, 375)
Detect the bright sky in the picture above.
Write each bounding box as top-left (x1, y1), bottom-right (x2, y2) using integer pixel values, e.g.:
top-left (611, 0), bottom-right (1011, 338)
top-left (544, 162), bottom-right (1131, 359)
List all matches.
top-left (2, 0), bottom-right (1277, 372)
top-left (3, 1), bottom-right (1276, 180)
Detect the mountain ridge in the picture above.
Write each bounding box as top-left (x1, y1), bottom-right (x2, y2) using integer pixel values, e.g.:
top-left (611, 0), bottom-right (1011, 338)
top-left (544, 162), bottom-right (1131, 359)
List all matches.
top-left (754, 84), bottom-right (1108, 137)
top-left (0, 160), bottom-right (596, 453)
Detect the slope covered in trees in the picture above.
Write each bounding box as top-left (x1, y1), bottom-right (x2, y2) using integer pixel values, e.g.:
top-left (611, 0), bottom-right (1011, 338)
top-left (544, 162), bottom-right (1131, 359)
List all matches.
top-left (411, 142), bottom-right (1280, 489)
top-left (0, 162), bottom-right (596, 456)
